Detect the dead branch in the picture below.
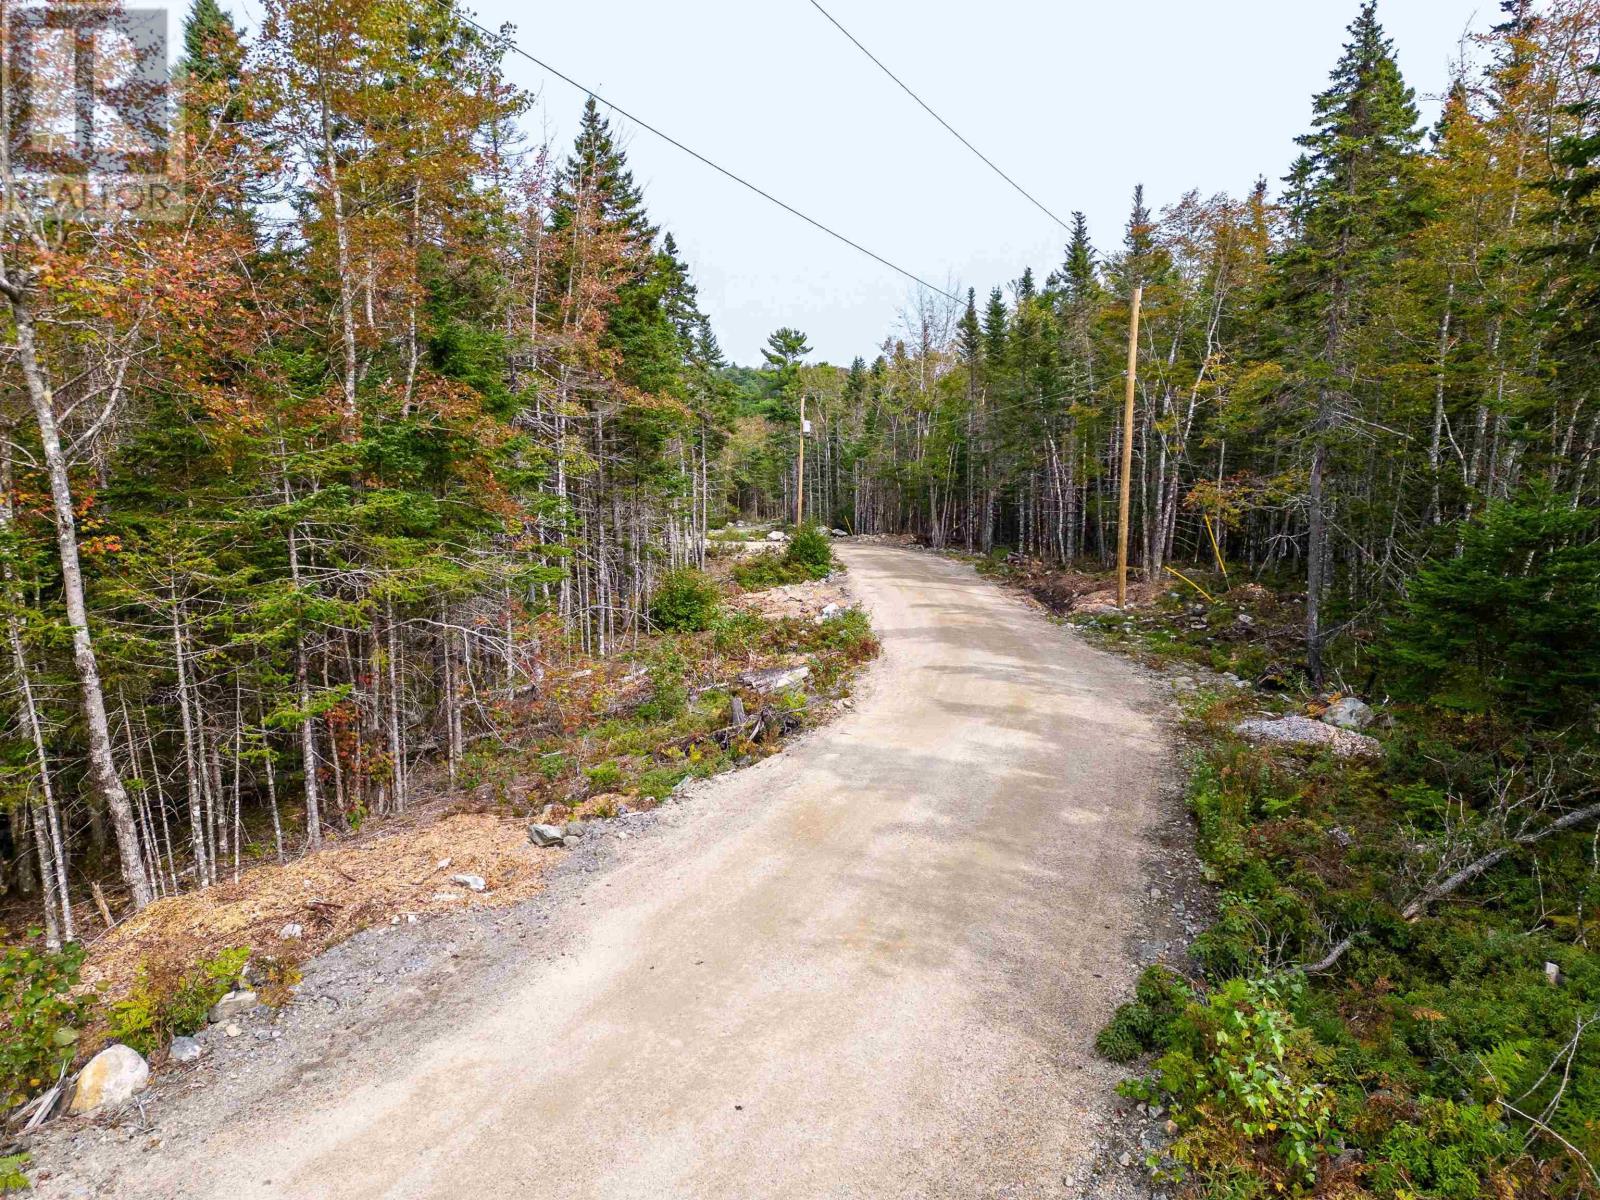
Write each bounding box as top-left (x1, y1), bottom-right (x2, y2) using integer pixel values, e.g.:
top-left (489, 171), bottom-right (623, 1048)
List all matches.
top-left (1303, 800), bottom-right (1600, 974)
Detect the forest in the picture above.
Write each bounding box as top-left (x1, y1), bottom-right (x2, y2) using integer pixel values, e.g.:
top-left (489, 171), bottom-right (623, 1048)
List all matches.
top-left (776, 0), bottom-right (1600, 695)
top-left (1, 0), bottom-right (1599, 1193)
top-left (1, 0), bottom-right (749, 943)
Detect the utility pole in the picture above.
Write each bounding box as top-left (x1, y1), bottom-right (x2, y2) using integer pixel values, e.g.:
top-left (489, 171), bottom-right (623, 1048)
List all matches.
top-left (1116, 286), bottom-right (1143, 608)
top-left (795, 392), bottom-right (807, 528)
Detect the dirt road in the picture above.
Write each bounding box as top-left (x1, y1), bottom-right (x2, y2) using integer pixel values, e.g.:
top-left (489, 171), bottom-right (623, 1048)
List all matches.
top-left (47, 545), bottom-right (1173, 1199)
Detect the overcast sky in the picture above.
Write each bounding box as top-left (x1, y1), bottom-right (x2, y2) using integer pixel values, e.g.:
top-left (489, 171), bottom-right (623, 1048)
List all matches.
top-left (238, 0), bottom-right (1492, 365)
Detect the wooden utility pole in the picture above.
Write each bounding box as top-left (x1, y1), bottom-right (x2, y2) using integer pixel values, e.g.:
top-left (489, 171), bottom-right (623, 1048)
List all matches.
top-left (1116, 286), bottom-right (1143, 608)
top-left (795, 392), bottom-right (807, 527)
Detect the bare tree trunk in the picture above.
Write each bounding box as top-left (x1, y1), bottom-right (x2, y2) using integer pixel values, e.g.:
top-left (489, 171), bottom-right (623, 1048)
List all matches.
top-left (3, 297), bottom-right (151, 908)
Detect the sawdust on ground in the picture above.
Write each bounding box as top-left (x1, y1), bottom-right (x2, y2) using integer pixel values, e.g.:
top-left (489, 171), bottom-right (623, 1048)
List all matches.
top-left (81, 808), bottom-right (548, 1002)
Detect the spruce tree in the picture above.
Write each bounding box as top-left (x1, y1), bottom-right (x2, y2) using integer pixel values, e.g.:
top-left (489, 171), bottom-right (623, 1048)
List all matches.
top-left (1278, 0), bottom-right (1422, 684)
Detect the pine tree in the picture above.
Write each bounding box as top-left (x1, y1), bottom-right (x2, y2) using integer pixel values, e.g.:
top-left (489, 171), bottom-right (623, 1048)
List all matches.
top-left (1278, 0), bottom-right (1422, 684)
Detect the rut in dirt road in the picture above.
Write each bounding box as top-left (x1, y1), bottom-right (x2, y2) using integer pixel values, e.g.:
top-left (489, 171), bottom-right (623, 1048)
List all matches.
top-left (45, 544), bottom-right (1172, 1200)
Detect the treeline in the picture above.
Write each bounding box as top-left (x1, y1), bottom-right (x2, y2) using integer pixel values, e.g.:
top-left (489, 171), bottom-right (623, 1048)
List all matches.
top-left (791, 0), bottom-right (1600, 686)
top-left (1, 0), bottom-right (739, 940)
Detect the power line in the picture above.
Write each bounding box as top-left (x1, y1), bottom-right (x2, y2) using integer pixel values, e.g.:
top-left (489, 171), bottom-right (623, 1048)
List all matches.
top-left (460, 14), bottom-right (960, 303)
top-left (804, 0), bottom-right (1072, 234)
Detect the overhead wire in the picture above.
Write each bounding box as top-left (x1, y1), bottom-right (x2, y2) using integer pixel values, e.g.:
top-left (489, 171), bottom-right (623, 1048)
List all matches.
top-left (458, 12), bottom-right (960, 302)
top-left (803, 0), bottom-right (1073, 234)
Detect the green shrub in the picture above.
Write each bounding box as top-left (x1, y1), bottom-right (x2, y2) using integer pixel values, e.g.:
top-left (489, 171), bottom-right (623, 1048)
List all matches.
top-left (729, 527), bottom-right (835, 592)
top-left (648, 568), bottom-right (721, 633)
top-left (106, 946), bottom-right (249, 1057)
top-left (1368, 1100), bottom-right (1515, 1200)
top-left (0, 939), bottom-right (92, 1108)
top-left (1097, 966), bottom-right (1193, 1063)
top-left (1383, 492), bottom-right (1600, 723)
top-left (584, 760), bottom-right (624, 791)
top-left (0, 1152), bottom-right (29, 1193)
top-left (1135, 976), bottom-right (1336, 1188)
top-left (784, 525), bottom-right (834, 576)
top-left (729, 555), bottom-right (809, 591)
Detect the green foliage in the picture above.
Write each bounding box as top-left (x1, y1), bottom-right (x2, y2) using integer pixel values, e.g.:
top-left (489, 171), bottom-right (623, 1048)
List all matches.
top-left (729, 530), bottom-right (834, 592)
top-left (584, 760), bottom-right (623, 792)
top-left (0, 1152), bottom-right (28, 1193)
top-left (107, 947), bottom-right (249, 1057)
top-left (1385, 494), bottom-right (1600, 723)
top-left (1096, 966), bottom-right (1193, 1063)
top-left (1367, 1100), bottom-right (1515, 1200)
top-left (648, 569), bottom-right (721, 633)
top-left (1130, 976), bottom-right (1336, 1190)
top-left (0, 940), bottom-right (92, 1108)
top-left (784, 525), bottom-right (833, 575)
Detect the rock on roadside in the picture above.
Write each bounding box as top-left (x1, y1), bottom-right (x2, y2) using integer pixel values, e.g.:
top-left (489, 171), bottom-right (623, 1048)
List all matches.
top-left (67, 1044), bottom-right (149, 1114)
top-left (737, 665), bottom-right (810, 695)
top-left (1321, 695), bottom-right (1375, 730)
top-left (208, 990), bottom-right (257, 1024)
top-left (168, 1037), bottom-right (203, 1064)
top-left (1235, 714), bottom-right (1380, 758)
top-left (527, 823), bottom-right (566, 848)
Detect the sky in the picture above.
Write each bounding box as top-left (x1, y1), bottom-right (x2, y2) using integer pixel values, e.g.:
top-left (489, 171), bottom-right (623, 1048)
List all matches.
top-left (241, 0), bottom-right (1494, 366)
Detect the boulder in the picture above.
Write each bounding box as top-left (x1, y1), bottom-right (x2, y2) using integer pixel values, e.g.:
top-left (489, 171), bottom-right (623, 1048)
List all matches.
top-left (820, 602), bottom-right (840, 618)
top-left (208, 989), bottom-right (258, 1024)
top-left (1234, 714), bottom-right (1380, 759)
top-left (278, 922), bottom-right (304, 940)
top-left (829, 528), bottom-right (849, 538)
top-left (169, 1036), bottom-right (203, 1064)
top-left (527, 823), bottom-right (566, 848)
top-left (1321, 695), bottom-right (1375, 730)
top-left (765, 530), bottom-right (786, 542)
top-left (450, 873), bottom-right (487, 893)
top-left (737, 665), bottom-right (810, 695)
top-left (67, 1044), bottom-right (148, 1114)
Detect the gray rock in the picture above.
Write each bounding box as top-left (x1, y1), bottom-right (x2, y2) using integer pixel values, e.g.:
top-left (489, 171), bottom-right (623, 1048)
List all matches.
top-left (278, 922), bottom-right (304, 940)
top-left (527, 823), bottom-right (565, 847)
top-left (829, 528), bottom-right (848, 537)
top-left (223, 1023), bottom-right (242, 1038)
top-left (737, 665), bottom-right (810, 695)
top-left (820, 602), bottom-right (840, 618)
top-left (564, 821), bottom-right (587, 838)
top-left (1234, 714), bottom-right (1381, 759)
top-left (208, 989), bottom-right (258, 1024)
top-left (1322, 695), bottom-right (1375, 730)
top-left (169, 1036), bottom-right (202, 1064)
top-left (450, 873), bottom-right (487, 893)
top-left (68, 1044), bottom-right (149, 1114)
top-left (765, 530), bottom-right (786, 542)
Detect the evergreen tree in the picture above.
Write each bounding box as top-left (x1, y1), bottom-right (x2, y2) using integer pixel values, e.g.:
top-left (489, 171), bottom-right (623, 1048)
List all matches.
top-left (1277, 0), bottom-right (1422, 683)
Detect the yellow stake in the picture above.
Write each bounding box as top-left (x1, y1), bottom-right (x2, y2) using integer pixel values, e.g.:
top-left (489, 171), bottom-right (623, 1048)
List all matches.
top-left (1164, 564), bottom-right (1218, 604)
top-left (1202, 514), bottom-right (1229, 589)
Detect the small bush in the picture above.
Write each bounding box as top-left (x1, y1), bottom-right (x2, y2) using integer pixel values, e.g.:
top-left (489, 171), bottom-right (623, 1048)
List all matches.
top-left (107, 946), bottom-right (249, 1057)
top-left (785, 525), bottom-right (834, 575)
top-left (1097, 965), bottom-right (1193, 1062)
top-left (648, 568), bottom-right (721, 633)
top-left (1383, 492), bottom-right (1600, 724)
top-left (1135, 975), bottom-right (1336, 1188)
top-left (0, 1152), bottom-right (29, 1192)
top-left (729, 555), bottom-right (809, 591)
top-left (584, 760), bottom-right (624, 792)
top-left (0, 939), bottom-right (92, 1108)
